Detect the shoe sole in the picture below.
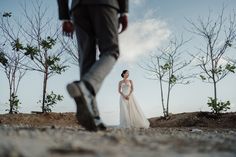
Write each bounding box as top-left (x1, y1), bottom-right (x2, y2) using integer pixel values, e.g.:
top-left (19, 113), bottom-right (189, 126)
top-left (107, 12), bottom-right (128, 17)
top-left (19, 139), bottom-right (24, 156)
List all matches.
top-left (67, 83), bottom-right (97, 131)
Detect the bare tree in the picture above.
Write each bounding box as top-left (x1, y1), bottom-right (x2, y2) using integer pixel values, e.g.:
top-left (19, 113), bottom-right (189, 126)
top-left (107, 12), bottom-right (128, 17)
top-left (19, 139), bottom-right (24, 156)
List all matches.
top-left (187, 7), bottom-right (236, 114)
top-left (1, 1), bottom-right (69, 112)
top-left (17, 1), bottom-right (69, 112)
top-left (140, 37), bottom-right (194, 117)
top-left (0, 12), bottom-right (27, 114)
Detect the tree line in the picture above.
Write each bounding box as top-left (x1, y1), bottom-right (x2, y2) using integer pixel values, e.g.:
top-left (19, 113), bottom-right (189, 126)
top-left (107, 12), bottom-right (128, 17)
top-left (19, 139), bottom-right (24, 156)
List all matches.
top-left (0, 1), bottom-right (78, 113)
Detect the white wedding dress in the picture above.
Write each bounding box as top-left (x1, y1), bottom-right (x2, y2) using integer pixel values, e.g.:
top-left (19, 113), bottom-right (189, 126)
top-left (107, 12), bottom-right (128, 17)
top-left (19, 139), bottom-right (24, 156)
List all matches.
top-left (119, 81), bottom-right (150, 128)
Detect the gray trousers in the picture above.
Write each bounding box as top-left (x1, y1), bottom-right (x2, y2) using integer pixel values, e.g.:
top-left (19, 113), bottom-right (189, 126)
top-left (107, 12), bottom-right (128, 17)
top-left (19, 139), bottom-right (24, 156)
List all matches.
top-left (72, 5), bottom-right (119, 94)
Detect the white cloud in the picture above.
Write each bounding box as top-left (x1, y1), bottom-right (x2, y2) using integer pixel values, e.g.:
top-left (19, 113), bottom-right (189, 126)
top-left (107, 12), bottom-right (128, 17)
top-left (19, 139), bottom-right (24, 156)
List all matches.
top-left (131, 0), bottom-right (145, 5)
top-left (119, 18), bottom-right (171, 62)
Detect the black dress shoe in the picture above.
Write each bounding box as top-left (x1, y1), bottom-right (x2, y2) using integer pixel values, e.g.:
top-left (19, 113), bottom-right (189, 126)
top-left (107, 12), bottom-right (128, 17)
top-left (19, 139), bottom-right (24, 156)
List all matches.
top-left (67, 81), bottom-right (97, 131)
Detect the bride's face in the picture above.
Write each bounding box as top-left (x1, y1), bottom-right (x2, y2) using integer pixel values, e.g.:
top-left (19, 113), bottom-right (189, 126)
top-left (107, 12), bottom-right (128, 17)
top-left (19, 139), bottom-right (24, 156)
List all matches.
top-left (124, 71), bottom-right (129, 78)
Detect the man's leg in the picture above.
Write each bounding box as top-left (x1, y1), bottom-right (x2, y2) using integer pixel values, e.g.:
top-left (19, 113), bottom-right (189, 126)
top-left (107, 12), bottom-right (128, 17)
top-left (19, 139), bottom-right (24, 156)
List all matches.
top-left (76, 30), bottom-right (96, 78)
top-left (73, 6), bottom-right (97, 78)
top-left (82, 5), bottom-right (120, 94)
top-left (68, 6), bottom-right (106, 131)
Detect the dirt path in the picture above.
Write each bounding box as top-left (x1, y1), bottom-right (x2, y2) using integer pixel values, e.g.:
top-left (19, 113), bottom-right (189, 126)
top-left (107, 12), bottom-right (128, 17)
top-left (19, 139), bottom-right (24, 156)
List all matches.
top-left (0, 125), bottom-right (236, 157)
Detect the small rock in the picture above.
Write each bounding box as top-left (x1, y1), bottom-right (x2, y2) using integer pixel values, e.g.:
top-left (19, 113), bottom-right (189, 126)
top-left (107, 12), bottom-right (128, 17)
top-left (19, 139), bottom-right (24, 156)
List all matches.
top-left (51, 125), bottom-right (56, 129)
top-left (229, 130), bottom-right (236, 134)
top-left (190, 128), bottom-right (203, 133)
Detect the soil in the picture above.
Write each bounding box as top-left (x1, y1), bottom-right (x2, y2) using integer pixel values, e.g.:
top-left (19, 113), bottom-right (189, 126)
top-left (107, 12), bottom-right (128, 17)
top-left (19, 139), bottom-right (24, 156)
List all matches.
top-left (0, 112), bottom-right (78, 127)
top-left (0, 111), bottom-right (235, 128)
top-left (1, 112), bottom-right (236, 157)
top-left (149, 112), bottom-right (236, 128)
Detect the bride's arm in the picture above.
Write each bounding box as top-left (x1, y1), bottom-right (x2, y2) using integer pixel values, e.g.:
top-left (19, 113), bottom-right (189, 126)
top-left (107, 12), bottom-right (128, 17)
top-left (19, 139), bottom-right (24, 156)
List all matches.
top-left (118, 81), bottom-right (125, 97)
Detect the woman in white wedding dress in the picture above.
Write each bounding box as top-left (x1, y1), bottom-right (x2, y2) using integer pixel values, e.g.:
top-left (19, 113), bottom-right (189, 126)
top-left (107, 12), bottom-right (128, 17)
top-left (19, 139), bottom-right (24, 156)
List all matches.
top-left (118, 70), bottom-right (150, 128)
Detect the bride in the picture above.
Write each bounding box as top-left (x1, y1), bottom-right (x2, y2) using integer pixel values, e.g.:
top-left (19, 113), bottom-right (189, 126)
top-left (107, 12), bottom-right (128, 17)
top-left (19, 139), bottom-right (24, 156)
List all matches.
top-left (118, 70), bottom-right (150, 128)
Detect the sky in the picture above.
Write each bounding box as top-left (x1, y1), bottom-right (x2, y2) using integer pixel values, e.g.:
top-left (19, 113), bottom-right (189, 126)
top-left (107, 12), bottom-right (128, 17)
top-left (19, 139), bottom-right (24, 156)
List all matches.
top-left (0, 0), bottom-right (236, 125)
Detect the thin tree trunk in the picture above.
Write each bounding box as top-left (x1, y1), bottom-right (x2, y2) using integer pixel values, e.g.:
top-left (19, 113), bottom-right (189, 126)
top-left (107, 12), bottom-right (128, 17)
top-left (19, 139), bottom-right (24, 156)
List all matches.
top-left (159, 79), bottom-right (166, 117)
top-left (209, 38), bottom-right (218, 104)
top-left (10, 64), bottom-right (17, 113)
top-left (166, 70), bottom-right (172, 117)
top-left (213, 81), bottom-right (217, 102)
top-left (9, 91), bottom-right (13, 114)
top-left (213, 79), bottom-right (217, 112)
top-left (9, 97), bottom-right (13, 114)
top-left (9, 73), bottom-right (13, 114)
top-left (157, 58), bottom-right (166, 117)
top-left (166, 81), bottom-right (171, 117)
top-left (42, 67), bottom-right (48, 112)
top-left (42, 50), bottom-right (48, 113)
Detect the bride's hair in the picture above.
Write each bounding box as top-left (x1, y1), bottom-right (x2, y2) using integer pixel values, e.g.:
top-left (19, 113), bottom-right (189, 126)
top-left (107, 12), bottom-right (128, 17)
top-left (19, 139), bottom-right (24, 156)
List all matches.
top-left (121, 70), bottom-right (128, 78)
